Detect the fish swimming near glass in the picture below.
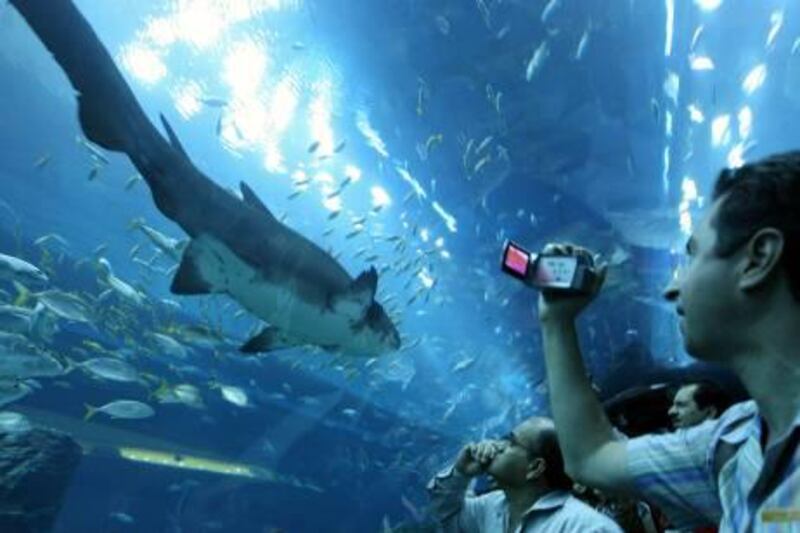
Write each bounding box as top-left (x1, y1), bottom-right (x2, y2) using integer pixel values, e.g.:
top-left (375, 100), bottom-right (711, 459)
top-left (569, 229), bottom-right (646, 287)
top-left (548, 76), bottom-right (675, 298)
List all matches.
top-left (9, 0), bottom-right (401, 357)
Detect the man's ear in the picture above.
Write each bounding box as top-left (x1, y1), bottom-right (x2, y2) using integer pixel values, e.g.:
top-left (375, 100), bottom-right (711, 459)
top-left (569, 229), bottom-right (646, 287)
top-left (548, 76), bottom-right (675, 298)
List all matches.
top-left (526, 458), bottom-right (545, 481)
top-left (740, 228), bottom-right (784, 291)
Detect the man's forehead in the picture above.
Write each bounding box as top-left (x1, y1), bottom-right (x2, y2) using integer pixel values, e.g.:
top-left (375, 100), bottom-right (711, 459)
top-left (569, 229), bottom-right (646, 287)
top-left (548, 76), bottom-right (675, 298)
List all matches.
top-left (677, 384), bottom-right (698, 400)
top-left (514, 418), bottom-right (550, 445)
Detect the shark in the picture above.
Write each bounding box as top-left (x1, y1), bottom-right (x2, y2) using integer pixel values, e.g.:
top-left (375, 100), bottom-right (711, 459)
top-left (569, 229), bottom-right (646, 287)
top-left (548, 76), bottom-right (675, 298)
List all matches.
top-left (10, 0), bottom-right (401, 357)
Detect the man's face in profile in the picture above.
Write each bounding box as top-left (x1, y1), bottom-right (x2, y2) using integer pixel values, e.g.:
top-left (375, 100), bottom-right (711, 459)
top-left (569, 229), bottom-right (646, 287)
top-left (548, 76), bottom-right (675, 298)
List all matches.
top-left (668, 385), bottom-right (715, 429)
top-left (664, 198), bottom-right (742, 361)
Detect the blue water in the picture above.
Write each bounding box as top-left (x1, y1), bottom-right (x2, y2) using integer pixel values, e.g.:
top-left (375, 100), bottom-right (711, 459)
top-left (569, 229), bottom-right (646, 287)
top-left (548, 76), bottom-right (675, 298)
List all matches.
top-left (0, 0), bottom-right (796, 530)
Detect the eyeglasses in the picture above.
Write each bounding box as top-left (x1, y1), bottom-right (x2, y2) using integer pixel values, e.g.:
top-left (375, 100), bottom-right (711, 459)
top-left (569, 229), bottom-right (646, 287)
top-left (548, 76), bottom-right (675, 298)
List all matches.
top-left (500, 432), bottom-right (536, 459)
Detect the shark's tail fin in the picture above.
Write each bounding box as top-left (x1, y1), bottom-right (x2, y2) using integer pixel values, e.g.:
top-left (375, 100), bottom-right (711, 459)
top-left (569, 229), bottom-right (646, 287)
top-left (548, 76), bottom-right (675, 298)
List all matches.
top-left (9, 0), bottom-right (165, 158)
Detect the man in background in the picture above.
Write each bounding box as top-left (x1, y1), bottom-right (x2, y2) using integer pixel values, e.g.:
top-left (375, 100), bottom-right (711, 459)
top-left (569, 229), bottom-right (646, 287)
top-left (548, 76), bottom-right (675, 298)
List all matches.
top-left (427, 416), bottom-right (622, 532)
top-left (668, 381), bottom-right (731, 430)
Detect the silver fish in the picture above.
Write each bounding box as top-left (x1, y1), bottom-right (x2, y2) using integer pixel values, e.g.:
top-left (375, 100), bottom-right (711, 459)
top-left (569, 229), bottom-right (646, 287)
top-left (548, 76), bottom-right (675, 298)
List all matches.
top-left (219, 385), bottom-right (250, 408)
top-left (0, 381), bottom-right (34, 408)
top-left (84, 400), bottom-right (155, 421)
top-left (0, 348), bottom-right (66, 379)
top-left (0, 253), bottom-right (48, 285)
top-left (35, 290), bottom-right (93, 324)
top-left (151, 332), bottom-right (189, 359)
top-left (0, 411), bottom-right (32, 433)
top-left (76, 357), bottom-right (140, 383)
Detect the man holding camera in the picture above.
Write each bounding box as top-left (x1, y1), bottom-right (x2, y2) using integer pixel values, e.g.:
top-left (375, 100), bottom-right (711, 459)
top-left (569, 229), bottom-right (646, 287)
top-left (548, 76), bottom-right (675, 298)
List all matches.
top-left (427, 417), bottom-right (623, 532)
top-left (535, 152), bottom-right (800, 531)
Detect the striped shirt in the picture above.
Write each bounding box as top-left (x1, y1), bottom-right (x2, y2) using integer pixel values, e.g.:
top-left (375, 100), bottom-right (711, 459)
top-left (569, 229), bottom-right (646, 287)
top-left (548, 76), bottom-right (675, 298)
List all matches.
top-left (626, 400), bottom-right (800, 532)
top-left (427, 466), bottom-right (623, 532)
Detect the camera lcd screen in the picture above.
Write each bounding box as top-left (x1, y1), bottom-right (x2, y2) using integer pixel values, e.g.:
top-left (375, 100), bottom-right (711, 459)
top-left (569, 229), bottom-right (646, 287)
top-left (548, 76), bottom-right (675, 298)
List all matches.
top-left (503, 243), bottom-right (530, 278)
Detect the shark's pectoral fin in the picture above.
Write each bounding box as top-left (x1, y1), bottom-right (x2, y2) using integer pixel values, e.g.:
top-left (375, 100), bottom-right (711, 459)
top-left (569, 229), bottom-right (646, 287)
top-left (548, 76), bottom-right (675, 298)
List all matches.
top-left (171, 241), bottom-right (214, 295)
top-left (240, 182), bottom-right (276, 221)
top-left (240, 326), bottom-right (303, 354)
top-left (78, 94), bottom-right (126, 152)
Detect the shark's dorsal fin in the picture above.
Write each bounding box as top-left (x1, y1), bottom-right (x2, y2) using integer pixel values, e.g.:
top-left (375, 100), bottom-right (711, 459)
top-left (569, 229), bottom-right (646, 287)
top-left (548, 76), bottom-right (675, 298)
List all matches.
top-left (159, 114), bottom-right (190, 160)
top-left (347, 267), bottom-right (378, 304)
top-left (239, 182), bottom-right (276, 220)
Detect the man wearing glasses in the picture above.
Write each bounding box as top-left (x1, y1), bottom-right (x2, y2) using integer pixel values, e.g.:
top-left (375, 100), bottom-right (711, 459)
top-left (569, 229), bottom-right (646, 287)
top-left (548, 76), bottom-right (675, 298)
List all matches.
top-left (427, 416), bottom-right (623, 532)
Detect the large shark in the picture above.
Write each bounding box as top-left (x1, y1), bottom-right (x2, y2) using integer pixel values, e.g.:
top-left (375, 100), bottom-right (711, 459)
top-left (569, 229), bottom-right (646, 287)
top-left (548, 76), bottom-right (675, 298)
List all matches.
top-left (9, 0), bottom-right (401, 357)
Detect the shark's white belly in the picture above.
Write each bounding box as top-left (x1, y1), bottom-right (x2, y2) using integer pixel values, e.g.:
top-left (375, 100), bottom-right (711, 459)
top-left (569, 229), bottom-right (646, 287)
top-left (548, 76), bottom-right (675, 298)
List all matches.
top-left (191, 235), bottom-right (355, 346)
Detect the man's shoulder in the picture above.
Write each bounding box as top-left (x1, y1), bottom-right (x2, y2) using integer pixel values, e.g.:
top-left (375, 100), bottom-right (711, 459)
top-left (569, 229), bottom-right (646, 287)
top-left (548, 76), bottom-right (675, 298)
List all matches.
top-left (469, 488), bottom-right (506, 506)
top-left (558, 495), bottom-right (623, 531)
top-left (718, 400), bottom-right (757, 423)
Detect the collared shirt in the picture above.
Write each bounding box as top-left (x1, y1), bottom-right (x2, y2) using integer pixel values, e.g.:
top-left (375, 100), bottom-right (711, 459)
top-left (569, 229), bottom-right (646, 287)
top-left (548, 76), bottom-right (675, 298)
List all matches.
top-left (427, 466), bottom-right (623, 532)
top-left (627, 400), bottom-right (800, 532)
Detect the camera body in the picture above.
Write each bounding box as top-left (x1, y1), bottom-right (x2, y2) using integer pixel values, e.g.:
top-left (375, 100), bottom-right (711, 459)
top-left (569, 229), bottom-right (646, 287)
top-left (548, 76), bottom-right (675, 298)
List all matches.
top-left (501, 240), bottom-right (597, 293)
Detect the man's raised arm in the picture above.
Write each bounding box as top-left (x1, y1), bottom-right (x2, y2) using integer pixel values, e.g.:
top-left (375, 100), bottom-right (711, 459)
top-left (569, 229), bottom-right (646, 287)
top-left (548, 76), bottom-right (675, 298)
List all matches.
top-left (536, 244), bottom-right (632, 495)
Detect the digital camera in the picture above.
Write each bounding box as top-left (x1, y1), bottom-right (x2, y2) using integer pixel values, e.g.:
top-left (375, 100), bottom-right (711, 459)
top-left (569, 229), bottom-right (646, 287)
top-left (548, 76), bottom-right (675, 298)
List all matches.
top-left (501, 240), bottom-right (597, 293)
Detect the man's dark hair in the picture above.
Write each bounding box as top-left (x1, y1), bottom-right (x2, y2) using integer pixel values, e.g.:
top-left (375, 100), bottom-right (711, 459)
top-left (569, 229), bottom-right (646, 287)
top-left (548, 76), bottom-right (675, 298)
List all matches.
top-left (711, 151), bottom-right (800, 301)
top-left (533, 426), bottom-right (573, 490)
top-left (689, 380), bottom-right (731, 416)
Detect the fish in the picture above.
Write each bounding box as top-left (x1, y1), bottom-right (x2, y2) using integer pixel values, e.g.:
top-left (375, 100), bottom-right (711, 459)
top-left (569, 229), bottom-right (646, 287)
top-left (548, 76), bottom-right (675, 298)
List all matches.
top-left (109, 512), bottom-right (134, 524)
top-left (425, 133), bottom-right (444, 154)
top-left (345, 228), bottom-right (364, 239)
top-left (287, 190), bottom-right (304, 200)
top-left (0, 381), bottom-right (34, 408)
top-left (651, 98), bottom-right (661, 123)
top-left (291, 41), bottom-right (306, 51)
top-left (0, 331), bottom-right (34, 349)
top-left (151, 332), bottom-right (190, 359)
top-left (435, 15), bottom-right (450, 35)
top-left (129, 243), bottom-right (142, 258)
top-left (0, 253), bottom-right (48, 285)
top-left (11, 0), bottom-right (399, 357)
top-left (97, 258), bottom-right (145, 305)
top-left (125, 174), bottom-right (143, 190)
top-left (473, 154), bottom-right (491, 174)
top-left (475, 135), bottom-right (493, 155)
top-left (496, 24), bottom-right (511, 40)
top-left (153, 381), bottom-right (204, 409)
top-left (334, 140), bottom-right (346, 153)
top-left (73, 357), bottom-right (140, 383)
top-left (33, 233), bottom-right (70, 250)
top-left (494, 92), bottom-right (503, 114)
top-left (0, 347), bottom-right (67, 379)
top-left (0, 411), bottom-right (32, 433)
top-left (0, 345), bottom-right (71, 379)
top-left (199, 97), bottom-right (228, 108)
top-left (525, 41), bottom-right (550, 82)
top-left (452, 356), bottom-right (476, 372)
top-left (216, 384), bottom-right (250, 408)
top-left (33, 153), bottom-right (51, 169)
top-left (416, 78), bottom-right (427, 117)
top-left (129, 219), bottom-right (187, 261)
top-left (541, 0), bottom-right (561, 24)
top-left (84, 400), bottom-right (155, 421)
top-left (76, 134), bottom-right (110, 164)
top-left (35, 290), bottom-right (93, 324)
top-left (307, 141), bottom-right (321, 153)
top-left (87, 165), bottom-right (101, 181)
top-left (327, 210), bottom-right (342, 220)
top-left (576, 26), bottom-right (591, 60)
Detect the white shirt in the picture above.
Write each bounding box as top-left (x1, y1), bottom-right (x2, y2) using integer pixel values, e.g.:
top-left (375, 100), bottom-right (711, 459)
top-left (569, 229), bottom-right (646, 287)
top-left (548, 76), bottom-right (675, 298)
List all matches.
top-left (427, 466), bottom-right (624, 533)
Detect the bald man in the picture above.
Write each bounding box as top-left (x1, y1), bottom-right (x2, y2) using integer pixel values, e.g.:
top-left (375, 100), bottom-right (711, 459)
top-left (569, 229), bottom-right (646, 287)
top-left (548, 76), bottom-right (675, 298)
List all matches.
top-left (428, 417), bottom-right (623, 532)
